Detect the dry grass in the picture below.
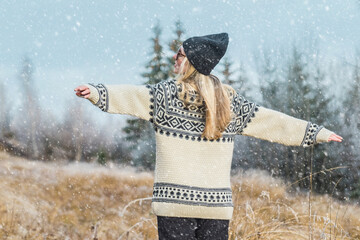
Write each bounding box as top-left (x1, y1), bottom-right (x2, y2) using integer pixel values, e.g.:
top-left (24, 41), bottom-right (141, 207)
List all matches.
top-left (0, 152), bottom-right (359, 240)
top-left (229, 170), bottom-right (360, 240)
top-left (0, 152), bottom-right (156, 239)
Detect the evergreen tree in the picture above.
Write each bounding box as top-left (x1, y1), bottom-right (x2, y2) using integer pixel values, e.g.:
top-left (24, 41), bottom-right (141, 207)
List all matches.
top-left (236, 62), bottom-right (252, 98)
top-left (221, 57), bottom-right (236, 86)
top-left (142, 22), bottom-right (169, 84)
top-left (251, 47), bottom-right (347, 197)
top-left (256, 52), bottom-right (287, 175)
top-left (279, 48), bottom-right (341, 194)
top-left (343, 58), bottom-right (360, 156)
top-left (282, 49), bottom-right (311, 188)
top-left (285, 48), bottom-right (311, 118)
top-left (122, 21), bottom-right (168, 169)
top-left (220, 57), bottom-right (249, 96)
top-left (307, 64), bottom-right (342, 194)
top-left (258, 52), bottom-right (285, 111)
top-left (342, 57), bottom-right (360, 199)
top-left (167, 18), bottom-right (185, 79)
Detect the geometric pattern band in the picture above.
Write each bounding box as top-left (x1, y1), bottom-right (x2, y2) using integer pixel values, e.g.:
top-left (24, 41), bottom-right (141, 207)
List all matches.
top-left (89, 83), bottom-right (108, 112)
top-left (152, 182), bottom-right (233, 207)
top-left (89, 79), bottom-right (259, 142)
top-left (147, 79), bottom-right (259, 142)
top-left (301, 122), bottom-right (323, 147)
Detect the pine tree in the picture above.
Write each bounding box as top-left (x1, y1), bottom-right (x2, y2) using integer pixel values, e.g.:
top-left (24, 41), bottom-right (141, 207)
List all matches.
top-left (343, 58), bottom-right (360, 154)
top-left (256, 52), bottom-right (287, 175)
top-left (258, 53), bottom-right (285, 111)
top-left (142, 22), bottom-right (169, 84)
top-left (122, 21), bottom-right (168, 169)
top-left (236, 63), bottom-right (252, 98)
top-left (307, 64), bottom-right (341, 194)
top-left (221, 57), bottom-right (236, 86)
top-left (253, 47), bottom-right (346, 196)
top-left (342, 57), bottom-right (360, 199)
top-left (280, 48), bottom-right (342, 194)
top-left (167, 18), bottom-right (185, 79)
top-left (282, 49), bottom-right (310, 188)
top-left (220, 57), bottom-right (248, 95)
top-left (286, 48), bottom-right (311, 119)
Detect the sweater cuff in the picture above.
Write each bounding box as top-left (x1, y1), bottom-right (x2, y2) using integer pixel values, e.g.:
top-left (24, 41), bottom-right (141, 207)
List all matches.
top-left (316, 127), bottom-right (334, 144)
top-left (85, 84), bottom-right (100, 105)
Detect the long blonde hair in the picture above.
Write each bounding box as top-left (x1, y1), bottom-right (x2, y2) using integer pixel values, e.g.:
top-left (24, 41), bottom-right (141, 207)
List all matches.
top-left (176, 58), bottom-right (232, 140)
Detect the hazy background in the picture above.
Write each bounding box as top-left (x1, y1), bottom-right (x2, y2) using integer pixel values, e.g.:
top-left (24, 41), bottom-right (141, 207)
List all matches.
top-left (1, 2), bottom-right (360, 238)
top-left (1, 0), bottom-right (360, 199)
top-left (1, 0), bottom-right (359, 117)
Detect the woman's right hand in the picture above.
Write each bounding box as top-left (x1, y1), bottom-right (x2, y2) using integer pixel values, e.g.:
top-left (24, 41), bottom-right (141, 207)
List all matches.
top-left (74, 85), bottom-right (90, 99)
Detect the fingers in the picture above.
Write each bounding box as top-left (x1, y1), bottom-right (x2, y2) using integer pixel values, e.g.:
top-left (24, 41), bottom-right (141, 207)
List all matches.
top-left (83, 92), bottom-right (90, 99)
top-left (330, 136), bottom-right (342, 142)
top-left (80, 89), bottom-right (90, 96)
top-left (74, 85), bottom-right (88, 91)
top-left (74, 85), bottom-right (90, 98)
top-left (328, 134), bottom-right (343, 142)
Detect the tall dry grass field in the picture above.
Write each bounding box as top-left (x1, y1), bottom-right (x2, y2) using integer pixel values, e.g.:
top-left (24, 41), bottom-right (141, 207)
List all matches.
top-left (230, 171), bottom-right (360, 240)
top-left (0, 152), bottom-right (359, 239)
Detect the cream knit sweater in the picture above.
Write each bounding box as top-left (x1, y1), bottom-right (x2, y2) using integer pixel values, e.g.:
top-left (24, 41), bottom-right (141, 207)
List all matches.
top-left (85, 79), bottom-right (333, 220)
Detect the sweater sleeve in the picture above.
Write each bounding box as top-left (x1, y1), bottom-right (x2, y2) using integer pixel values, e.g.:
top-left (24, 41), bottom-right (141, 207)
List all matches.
top-left (232, 93), bottom-right (334, 147)
top-left (240, 107), bottom-right (334, 147)
top-left (85, 83), bottom-right (152, 121)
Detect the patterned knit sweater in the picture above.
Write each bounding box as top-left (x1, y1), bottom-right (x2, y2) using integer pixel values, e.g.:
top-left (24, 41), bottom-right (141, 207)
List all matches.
top-left (85, 79), bottom-right (334, 220)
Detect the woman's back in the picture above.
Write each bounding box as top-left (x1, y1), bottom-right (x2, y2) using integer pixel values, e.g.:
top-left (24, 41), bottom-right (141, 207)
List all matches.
top-left (149, 79), bottom-right (240, 219)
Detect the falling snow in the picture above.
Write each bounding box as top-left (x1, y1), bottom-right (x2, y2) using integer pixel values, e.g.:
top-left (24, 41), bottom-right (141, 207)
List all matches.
top-left (0, 0), bottom-right (360, 238)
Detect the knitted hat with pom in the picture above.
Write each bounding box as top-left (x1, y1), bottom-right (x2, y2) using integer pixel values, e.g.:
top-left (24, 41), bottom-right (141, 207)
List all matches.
top-left (183, 33), bottom-right (229, 76)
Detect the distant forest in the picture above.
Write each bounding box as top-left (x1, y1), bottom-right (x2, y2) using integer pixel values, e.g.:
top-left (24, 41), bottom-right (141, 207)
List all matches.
top-left (0, 19), bottom-right (359, 202)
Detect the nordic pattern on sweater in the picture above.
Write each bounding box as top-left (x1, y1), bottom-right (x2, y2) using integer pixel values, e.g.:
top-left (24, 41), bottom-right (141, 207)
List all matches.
top-left (146, 79), bottom-right (259, 142)
top-left (85, 79), bottom-right (334, 220)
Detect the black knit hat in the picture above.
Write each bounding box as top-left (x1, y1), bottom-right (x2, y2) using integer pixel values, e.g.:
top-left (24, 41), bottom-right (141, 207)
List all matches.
top-left (183, 33), bottom-right (229, 76)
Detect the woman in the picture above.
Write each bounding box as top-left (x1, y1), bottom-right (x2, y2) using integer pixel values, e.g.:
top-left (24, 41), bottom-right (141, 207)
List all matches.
top-left (75, 33), bottom-right (342, 240)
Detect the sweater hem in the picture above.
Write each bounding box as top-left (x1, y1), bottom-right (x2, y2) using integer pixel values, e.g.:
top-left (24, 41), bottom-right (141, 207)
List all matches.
top-left (152, 202), bottom-right (233, 220)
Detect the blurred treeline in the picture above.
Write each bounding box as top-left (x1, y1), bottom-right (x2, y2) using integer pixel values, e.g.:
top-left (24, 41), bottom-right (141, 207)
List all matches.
top-left (0, 20), bottom-right (359, 201)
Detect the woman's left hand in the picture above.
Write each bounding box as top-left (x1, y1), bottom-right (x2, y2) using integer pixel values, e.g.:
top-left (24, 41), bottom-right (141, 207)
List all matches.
top-left (328, 133), bottom-right (343, 142)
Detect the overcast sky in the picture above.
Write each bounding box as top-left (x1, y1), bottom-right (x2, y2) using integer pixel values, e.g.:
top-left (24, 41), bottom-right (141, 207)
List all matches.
top-left (0, 0), bottom-right (359, 117)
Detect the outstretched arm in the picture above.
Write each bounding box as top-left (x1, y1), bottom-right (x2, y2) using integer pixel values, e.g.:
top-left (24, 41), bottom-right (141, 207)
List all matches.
top-left (237, 104), bottom-right (341, 147)
top-left (74, 83), bottom-right (152, 121)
